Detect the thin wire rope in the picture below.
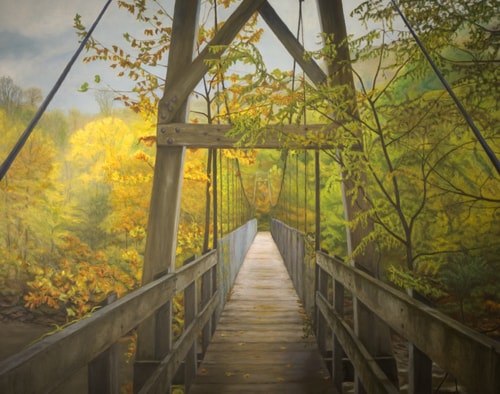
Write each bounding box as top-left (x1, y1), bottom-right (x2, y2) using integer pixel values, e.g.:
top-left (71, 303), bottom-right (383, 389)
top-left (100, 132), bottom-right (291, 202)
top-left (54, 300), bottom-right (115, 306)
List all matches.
top-left (304, 150), bottom-right (308, 233)
top-left (234, 158), bottom-right (252, 210)
top-left (0, 0), bottom-right (114, 181)
top-left (273, 0), bottom-right (305, 214)
top-left (219, 150), bottom-right (223, 238)
top-left (391, 0), bottom-right (500, 175)
top-left (295, 152), bottom-right (299, 229)
top-left (271, 150), bottom-right (289, 209)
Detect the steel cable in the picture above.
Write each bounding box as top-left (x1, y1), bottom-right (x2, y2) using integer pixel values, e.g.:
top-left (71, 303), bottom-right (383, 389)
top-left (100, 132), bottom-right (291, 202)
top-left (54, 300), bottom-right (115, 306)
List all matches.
top-left (0, 0), bottom-right (114, 181)
top-left (391, 0), bottom-right (500, 175)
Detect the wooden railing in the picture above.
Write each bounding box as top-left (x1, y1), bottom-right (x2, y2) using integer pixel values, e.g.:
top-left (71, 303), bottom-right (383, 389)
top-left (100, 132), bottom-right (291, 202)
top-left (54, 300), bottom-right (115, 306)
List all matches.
top-left (217, 219), bottom-right (257, 320)
top-left (0, 220), bottom-right (257, 393)
top-left (271, 219), bottom-right (500, 394)
top-left (270, 219), bottom-right (315, 317)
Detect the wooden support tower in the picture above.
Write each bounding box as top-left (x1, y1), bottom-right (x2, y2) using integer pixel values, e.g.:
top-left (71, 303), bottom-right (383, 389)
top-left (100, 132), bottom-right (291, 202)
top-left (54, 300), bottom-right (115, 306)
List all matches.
top-left (135, 0), bottom-right (399, 392)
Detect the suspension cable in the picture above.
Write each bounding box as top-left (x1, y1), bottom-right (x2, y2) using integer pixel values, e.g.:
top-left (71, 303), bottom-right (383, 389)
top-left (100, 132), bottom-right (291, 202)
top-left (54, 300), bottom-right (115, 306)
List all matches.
top-left (0, 0), bottom-right (114, 181)
top-left (390, 0), bottom-right (500, 175)
top-left (234, 158), bottom-right (252, 212)
top-left (270, 150), bottom-right (288, 209)
top-left (274, 0), bottom-right (305, 215)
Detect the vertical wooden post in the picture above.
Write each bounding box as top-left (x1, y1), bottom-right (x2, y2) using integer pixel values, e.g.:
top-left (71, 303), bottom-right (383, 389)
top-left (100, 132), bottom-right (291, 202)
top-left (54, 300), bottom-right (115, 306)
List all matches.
top-left (203, 149), bottom-right (213, 253)
top-left (408, 289), bottom-right (433, 393)
top-left (213, 148), bottom-right (218, 249)
top-left (316, 1), bottom-right (398, 393)
top-left (332, 279), bottom-right (345, 391)
top-left (201, 269), bottom-right (213, 356)
top-left (211, 149), bottom-right (219, 331)
top-left (88, 294), bottom-right (118, 394)
top-left (134, 0), bottom-right (200, 391)
top-left (315, 267), bottom-right (329, 356)
top-left (184, 280), bottom-right (198, 391)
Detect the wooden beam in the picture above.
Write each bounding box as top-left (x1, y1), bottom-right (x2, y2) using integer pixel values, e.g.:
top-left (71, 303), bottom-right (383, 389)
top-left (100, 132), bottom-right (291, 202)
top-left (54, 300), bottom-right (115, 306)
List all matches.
top-left (0, 273), bottom-right (176, 393)
top-left (158, 0), bottom-right (267, 124)
top-left (316, 252), bottom-right (500, 394)
top-left (0, 251), bottom-right (217, 393)
top-left (175, 250), bottom-right (217, 291)
top-left (258, 1), bottom-right (326, 86)
top-left (157, 123), bottom-right (335, 149)
top-left (136, 0), bottom-right (200, 386)
top-left (316, 293), bottom-right (400, 394)
top-left (316, 2), bottom-right (397, 391)
top-left (138, 292), bottom-right (220, 394)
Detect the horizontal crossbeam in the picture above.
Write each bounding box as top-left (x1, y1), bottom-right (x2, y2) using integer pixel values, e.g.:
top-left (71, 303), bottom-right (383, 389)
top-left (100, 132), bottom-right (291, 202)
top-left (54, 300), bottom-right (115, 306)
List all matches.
top-left (0, 250), bottom-right (217, 393)
top-left (316, 293), bottom-right (399, 394)
top-left (157, 123), bottom-right (335, 149)
top-left (316, 252), bottom-right (500, 394)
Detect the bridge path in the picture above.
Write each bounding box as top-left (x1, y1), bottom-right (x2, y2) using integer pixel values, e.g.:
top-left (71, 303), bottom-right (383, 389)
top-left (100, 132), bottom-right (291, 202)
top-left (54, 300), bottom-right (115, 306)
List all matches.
top-left (189, 232), bottom-right (337, 394)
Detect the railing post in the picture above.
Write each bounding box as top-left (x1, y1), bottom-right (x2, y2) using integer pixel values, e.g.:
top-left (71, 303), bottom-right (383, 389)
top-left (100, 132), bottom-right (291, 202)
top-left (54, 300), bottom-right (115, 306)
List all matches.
top-left (332, 279), bottom-right (345, 391)
top-left (134, 0), bottom-right (200, 391)
top-left (291, 230), bottom-right (297, 288)
top-left (88, 293), bottom-right (118, 394)
top-left (408, 289), bottom-right (432, 394)
top-left (134, 272), bottom-right (173, 392)
top-left (184, 280), bottom-right (198, 391)
top-left (315, 265), bottom-right (329, 356)
top-left (210, 264), bottom-right (218, 337)
top-left (297, 233), bottom-right (304, 302)
top-left (201, 267), bottom-right (214, 356)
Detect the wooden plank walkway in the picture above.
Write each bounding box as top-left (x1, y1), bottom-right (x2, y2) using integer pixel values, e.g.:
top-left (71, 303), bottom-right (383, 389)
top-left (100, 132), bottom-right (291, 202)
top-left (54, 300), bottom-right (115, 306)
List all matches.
top-left (189, 232), bottom-right (337, 394)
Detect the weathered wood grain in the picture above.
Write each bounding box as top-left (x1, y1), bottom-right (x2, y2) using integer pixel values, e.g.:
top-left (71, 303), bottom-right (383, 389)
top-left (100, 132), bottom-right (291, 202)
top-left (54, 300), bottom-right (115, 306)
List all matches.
top-left (316, 251), bottom-right (500, 394)
top-left (156, 123), bottom-right (336, 149)
top-left (0, 251), bottom-right (216, 394)
top-left (189, 232), bottom-right (338, 394)
top-left (258, 1), bottom-right (327, 86)
top-left (157, 0), bottom-right (267, 124)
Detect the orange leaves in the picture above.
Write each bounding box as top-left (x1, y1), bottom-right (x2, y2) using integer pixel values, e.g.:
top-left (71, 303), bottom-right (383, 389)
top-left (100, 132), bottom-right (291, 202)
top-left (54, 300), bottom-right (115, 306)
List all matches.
top-left (221, 149), bottom-right (256, 166)
top-left (77, 0), bottom-right (173, 119)
top-left (220, 0), bottom-right (235, 8)
top-left (23, 236), bottom-right (143, 320)
top-left (138, 135), bottom-right (156, 147)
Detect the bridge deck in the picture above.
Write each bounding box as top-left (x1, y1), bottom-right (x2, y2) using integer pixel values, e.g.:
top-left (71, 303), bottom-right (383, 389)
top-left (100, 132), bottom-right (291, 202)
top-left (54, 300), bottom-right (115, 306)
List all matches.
top-left (189, 232), bottom-right (337, 394)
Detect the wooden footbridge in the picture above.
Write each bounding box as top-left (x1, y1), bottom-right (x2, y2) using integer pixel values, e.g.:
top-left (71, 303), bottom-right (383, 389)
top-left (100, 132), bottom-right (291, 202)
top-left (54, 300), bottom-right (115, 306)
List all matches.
top-left (189, 232), bottom-right (334, 394)
top-left (1, 0), bottom-right (499, 393)
top-left (1, 220), bottom-right (499, 393)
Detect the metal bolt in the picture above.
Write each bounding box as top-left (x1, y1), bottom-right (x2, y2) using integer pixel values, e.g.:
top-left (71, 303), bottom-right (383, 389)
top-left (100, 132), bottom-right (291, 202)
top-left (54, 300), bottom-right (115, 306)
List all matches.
top-left (175, 127), bottom-right (181, 133)
top-left (160, 127), bottom-right (167, 134)
top-left (167, 137), bottom-right (174, 145)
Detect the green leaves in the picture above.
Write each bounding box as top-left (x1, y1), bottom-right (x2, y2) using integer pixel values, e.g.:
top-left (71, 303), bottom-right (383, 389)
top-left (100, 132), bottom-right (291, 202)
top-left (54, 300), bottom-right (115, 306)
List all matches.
top-left (78, 82), bottom-right (89, 92)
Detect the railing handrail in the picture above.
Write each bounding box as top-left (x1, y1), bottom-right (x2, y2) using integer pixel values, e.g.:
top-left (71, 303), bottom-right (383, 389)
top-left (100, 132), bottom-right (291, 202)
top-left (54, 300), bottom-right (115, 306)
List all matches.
top-left (316, 251), bottom-right (500, 394)
top-left (0, 250), bottom-right (217, 393)
top-left (271, 219), bottom-right (500, 394)
top-left (0, 219), bottom-right (258, 393)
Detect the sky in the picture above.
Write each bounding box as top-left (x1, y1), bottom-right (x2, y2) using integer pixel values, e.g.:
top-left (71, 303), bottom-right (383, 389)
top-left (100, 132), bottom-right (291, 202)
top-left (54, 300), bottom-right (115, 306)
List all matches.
top-left (0, 0), bottom-right (367, 114)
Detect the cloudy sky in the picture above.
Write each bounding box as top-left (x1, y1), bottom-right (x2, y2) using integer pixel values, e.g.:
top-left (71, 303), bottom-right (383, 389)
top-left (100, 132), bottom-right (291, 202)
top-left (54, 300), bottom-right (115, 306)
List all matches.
top-left (0, 0), bottom-right (365, 113)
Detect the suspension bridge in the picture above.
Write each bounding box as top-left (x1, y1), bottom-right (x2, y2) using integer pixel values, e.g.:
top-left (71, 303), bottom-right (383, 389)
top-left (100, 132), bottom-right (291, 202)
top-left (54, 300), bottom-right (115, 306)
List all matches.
top-left (1, 0), bottom-right (499, 393)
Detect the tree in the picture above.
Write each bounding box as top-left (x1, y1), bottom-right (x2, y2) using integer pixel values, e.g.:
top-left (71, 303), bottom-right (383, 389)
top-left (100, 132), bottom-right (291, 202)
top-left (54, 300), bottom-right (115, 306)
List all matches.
top-left (65, 117), bottom-right (138, 248)
top-left (441, 255), bottom-right (489, 322)
top-left (0, 76), bottom-right (22, 115)
top-left (22, 87), bottom-right (43, 107)
top-left (0, 107), bottom-right (59, 307)
top-left (94, 90), bottom-right (115, 116)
